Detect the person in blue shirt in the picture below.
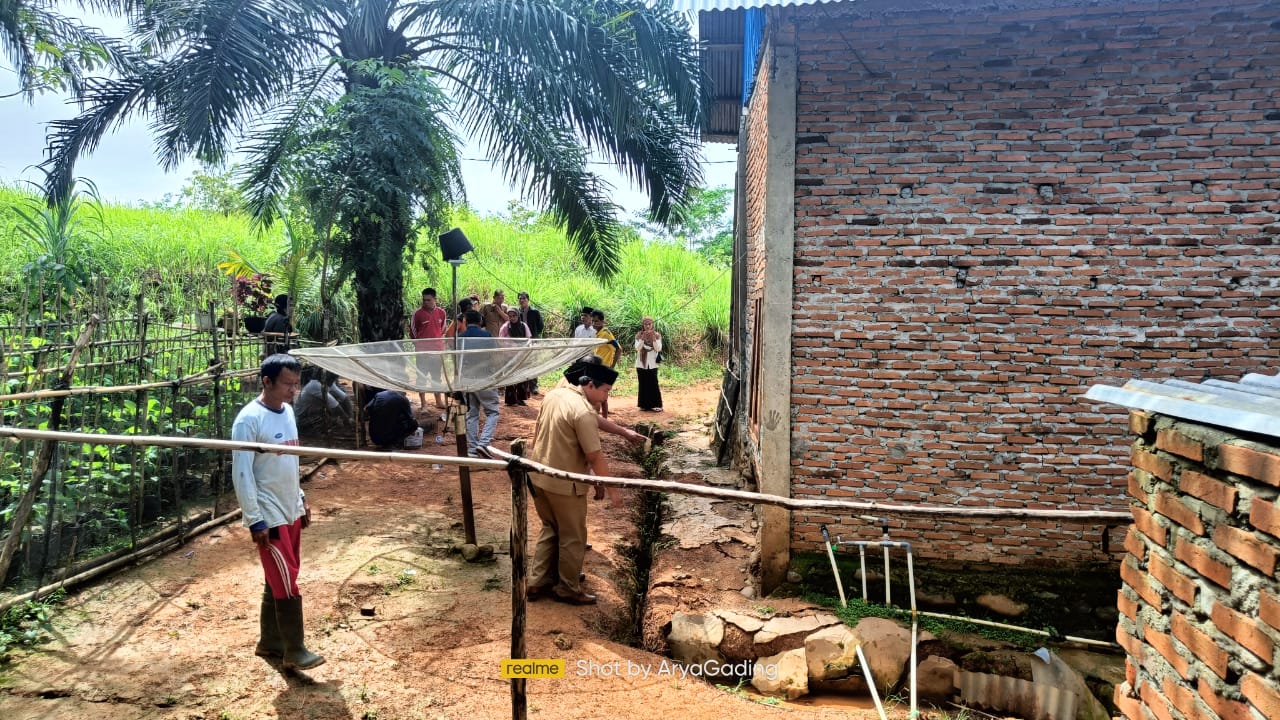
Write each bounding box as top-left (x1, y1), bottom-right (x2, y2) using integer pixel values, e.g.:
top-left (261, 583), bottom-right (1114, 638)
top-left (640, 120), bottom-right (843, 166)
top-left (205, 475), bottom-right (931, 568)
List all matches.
top-left (459, 310), bottom-right (500, 456)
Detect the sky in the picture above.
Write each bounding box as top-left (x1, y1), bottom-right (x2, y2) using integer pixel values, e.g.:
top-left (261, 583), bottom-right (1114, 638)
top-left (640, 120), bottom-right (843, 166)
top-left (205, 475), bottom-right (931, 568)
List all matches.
top-left (0, 19), bottom-right (738, 217)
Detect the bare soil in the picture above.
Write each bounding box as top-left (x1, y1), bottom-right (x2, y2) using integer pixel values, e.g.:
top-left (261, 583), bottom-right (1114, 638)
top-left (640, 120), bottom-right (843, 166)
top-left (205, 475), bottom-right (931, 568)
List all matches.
top-left (0, 381), bottom-right (888, 720)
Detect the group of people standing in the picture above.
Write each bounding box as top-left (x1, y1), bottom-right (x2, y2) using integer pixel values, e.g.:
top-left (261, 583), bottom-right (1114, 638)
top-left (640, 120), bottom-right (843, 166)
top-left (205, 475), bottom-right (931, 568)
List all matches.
top-left (412, 288), bottom-right (664, 415)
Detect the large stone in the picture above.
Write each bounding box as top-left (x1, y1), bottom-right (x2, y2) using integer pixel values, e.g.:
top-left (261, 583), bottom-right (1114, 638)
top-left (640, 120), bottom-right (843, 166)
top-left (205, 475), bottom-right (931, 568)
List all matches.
top-left (714, 609), bottom-right (766, 634)
top-left (916, 655), bottom-right (959, 701)
top-left (667, 613), bottom-right (725, 666)
top-left (915, 590), bottom-right (958, 610)
top-left (804, 625), bottom-right (859, 681)
top-left (752, 648), bottom-right (809, 700)
top-left (976, 593), bottom-right (1029, 618)
top-left (754, 613), bottom-right (840, 656)
top-left (852, 617), bottom-right (912, 693)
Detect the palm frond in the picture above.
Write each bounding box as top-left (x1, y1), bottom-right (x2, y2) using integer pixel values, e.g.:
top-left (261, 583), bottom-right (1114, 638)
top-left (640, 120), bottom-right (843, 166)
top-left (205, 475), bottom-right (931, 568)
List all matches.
top-left (140, 0), bottom-right (320, 167)
top-left (420, 0), bottom-right (703, 229)
top-left (42, 74), bottom-right (158, 202)
top-left (0, 0), bottom-right (37, 91)
top-left (238, 64), bottom-right (341, 227)
top-left (461, 93), bottom-right (622, 278)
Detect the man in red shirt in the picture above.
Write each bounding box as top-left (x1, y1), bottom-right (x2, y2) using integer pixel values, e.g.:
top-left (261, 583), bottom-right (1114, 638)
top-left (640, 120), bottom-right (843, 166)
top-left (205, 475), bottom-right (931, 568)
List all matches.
top-left (410, 288), bottom-right (448, 409)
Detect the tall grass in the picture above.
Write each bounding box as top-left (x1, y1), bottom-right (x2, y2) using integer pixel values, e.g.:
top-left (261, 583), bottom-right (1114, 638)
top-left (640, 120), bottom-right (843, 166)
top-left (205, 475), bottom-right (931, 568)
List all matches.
top-left (0, 184), bottom-right (283, 321)
top-left (426, 209), bottom-right (730, 364)
top-left (0, 188), bottom-right (730, 372)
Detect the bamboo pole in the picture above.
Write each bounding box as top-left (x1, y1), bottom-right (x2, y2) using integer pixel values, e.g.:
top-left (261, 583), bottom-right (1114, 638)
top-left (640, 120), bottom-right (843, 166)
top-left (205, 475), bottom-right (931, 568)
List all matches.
top-left (454, 408), bottom-right (477, 545)
top-left (0, 427), bottom-right (509, 470)
top-left (484, 448), bottom-right (1132, 523)
top-left (210, 301), bottom-right (227, 517)
top-left (0, 426), bottom-right (1130, 523)
top-left (0, 316), bottom-right (102, 585)
top-left (0, 364), bottom-right (256, 403)
top-left (132, 297), bottom-right (150, 549)
top-left (507, 439), bottom-right (528, 720)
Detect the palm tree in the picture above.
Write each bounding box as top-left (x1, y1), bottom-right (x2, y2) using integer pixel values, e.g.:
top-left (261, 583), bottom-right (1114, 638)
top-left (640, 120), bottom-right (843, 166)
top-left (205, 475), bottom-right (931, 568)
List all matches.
top-left (42, 0), bottom-right (705, 342)
top-left (0, 0), bottom-right (136, 99)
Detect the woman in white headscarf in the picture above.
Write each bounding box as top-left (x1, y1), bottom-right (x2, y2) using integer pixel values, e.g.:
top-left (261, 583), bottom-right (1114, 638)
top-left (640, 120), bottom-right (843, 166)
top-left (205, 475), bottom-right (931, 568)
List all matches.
top-left (634, 317), bottom-right (663, 412)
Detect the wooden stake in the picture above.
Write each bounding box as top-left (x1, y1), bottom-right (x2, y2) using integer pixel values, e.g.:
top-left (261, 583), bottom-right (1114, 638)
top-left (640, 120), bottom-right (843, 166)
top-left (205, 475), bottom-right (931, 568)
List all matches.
top-left (507, 439), bottom-right (528, 720)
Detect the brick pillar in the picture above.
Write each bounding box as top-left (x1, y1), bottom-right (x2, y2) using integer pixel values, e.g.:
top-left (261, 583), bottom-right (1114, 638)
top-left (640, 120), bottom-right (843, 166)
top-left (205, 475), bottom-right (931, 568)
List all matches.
top-left (1115, 412), bottom-right (1280, 719)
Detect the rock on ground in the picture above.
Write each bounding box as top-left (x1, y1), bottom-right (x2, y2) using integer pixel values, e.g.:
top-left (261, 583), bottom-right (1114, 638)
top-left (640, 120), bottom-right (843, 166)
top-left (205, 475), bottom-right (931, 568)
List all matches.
top-left (752, 648), bottom-right (809, 700)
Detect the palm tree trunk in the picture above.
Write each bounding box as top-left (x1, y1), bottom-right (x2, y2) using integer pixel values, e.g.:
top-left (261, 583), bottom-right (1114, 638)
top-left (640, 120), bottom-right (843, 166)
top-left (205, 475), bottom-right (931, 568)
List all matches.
top-left (350, 213), bottom-right (409, 343)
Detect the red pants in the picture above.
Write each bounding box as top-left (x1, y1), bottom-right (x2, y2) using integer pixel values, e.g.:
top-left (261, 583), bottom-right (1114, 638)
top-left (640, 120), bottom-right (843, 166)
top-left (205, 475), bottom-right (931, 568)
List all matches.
top-left (258, 518), bottom-right (304, 599)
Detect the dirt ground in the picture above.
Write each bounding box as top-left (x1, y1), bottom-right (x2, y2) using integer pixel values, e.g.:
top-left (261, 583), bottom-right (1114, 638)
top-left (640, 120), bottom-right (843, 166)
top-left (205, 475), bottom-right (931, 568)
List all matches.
top-left (0, 380), bottom-right (896, 720)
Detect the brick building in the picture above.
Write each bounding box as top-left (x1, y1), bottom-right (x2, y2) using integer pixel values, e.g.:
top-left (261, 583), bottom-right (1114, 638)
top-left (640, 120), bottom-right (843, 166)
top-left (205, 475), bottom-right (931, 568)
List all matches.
top-left (685, 0), bottom-right (1280, 589)
top-left (1086, 376), bottom-right (1280, 720)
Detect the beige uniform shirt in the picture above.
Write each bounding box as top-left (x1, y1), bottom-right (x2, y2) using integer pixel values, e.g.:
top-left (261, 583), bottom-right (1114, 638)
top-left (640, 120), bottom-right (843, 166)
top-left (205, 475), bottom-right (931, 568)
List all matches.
top-left (530, 386), bottom-right (601, 496)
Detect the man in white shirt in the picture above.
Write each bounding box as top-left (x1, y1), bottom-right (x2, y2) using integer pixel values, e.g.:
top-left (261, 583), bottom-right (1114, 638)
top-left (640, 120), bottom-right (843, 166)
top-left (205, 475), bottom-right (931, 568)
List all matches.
top-left (573, 306), bottom-right (597, 339)
top-left (231, 354), bottom-right (324, 670)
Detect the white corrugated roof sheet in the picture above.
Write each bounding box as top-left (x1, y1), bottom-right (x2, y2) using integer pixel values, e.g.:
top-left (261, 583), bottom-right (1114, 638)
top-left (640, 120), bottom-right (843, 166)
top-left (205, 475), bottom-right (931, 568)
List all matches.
top-left (1085, 374), bottom-right (1280, 439)
top-left (671, 0), bottom-right (830, 10)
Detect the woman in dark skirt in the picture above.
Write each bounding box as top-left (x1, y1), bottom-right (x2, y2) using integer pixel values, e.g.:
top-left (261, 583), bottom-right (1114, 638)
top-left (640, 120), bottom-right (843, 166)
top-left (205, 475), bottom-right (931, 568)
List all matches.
top-left (634, 317), bottom-right (663, 412)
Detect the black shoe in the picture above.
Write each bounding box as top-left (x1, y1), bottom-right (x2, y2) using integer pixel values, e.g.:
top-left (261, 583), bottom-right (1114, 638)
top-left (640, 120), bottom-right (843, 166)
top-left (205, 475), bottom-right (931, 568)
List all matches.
top-left (554, 591), bottom-right (597, 606)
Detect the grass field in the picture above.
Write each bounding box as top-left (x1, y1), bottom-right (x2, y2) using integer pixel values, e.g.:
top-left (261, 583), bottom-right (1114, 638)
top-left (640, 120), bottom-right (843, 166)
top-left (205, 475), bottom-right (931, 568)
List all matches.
top-left (0, 186), bottom-right (729, 380)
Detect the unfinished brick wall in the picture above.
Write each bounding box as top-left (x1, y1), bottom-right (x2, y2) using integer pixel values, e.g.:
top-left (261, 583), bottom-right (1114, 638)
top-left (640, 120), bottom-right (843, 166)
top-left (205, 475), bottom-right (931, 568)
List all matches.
top-left (742, 41), bottom-right (772, 444)
top-left (1116, 411), bottom-right (1280, 720)
top-left (778, 0), bottom-right (1280, 563)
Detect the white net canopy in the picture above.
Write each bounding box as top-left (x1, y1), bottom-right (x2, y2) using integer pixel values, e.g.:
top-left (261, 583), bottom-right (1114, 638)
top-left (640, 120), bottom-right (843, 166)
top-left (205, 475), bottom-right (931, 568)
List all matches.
top-left (290, 337), bottom-right (604, 393)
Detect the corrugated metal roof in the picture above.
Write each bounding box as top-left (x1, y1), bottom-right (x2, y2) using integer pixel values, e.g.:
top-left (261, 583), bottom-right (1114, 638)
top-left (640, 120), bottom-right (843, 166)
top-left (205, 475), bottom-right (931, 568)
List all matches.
top-left (1085, 374), bottom-right (1280, 440)
top-left (672, 0), bottom-right (830, 10)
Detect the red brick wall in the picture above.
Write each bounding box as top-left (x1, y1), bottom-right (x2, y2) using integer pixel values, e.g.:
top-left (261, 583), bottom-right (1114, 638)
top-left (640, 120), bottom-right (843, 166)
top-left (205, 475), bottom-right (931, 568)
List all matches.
top-left (782, 0), bottom-right (1280, 563)
top-left (1116, 412), bottom-right (1280, 720)
top-left (743, 41), bottom-right (772, 441)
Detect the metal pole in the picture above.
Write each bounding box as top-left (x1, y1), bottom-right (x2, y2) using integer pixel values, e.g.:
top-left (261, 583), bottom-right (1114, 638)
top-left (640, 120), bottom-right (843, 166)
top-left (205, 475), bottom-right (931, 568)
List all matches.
top-left (449, 259), bottom-right (476, 546)
top-left (907, 547), bottom-right (919, 720)
top-left (859, 545), bottom-right (868, 602)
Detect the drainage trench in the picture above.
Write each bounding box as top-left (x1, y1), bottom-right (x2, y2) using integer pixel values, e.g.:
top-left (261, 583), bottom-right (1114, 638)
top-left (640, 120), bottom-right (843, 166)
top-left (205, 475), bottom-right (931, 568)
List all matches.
top-left (619, 426), bottom-right (669, 646)
top-left (621, 489), bottom-right (665, 645)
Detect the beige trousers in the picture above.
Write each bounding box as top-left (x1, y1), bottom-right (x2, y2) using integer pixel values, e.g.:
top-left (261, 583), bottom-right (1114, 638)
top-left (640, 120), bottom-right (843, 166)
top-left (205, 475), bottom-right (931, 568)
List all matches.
top-left (530, 488), bottom-right (588, 595)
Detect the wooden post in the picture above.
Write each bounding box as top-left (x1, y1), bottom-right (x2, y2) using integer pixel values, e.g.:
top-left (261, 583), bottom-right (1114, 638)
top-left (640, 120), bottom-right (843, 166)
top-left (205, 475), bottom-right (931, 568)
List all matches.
top-left (507, 439), bottom-right (528, 720)
top-left (131, 295), bottom-right (150, 548)
top-left (209, 301), bottom-right (226, 516)
top-left (0, 315), bottom-right (101, 584)
top-left (453, 404), bottom-right (477, 545)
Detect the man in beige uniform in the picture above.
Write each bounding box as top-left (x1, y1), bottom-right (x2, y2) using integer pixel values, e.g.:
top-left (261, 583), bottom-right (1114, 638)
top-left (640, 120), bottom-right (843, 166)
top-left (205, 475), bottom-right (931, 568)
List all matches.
top-left (527, 363), bottom-right (619, 605)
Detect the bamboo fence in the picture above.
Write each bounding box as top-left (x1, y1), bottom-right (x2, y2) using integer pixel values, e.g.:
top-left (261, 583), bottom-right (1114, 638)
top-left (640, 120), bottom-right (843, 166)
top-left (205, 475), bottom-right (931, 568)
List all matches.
top-left (0, 307), bottom-right (317, 591)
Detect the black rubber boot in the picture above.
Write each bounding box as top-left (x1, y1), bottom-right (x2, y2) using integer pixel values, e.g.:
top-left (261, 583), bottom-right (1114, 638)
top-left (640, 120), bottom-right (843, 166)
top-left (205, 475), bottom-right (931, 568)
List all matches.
top-left (254, 585), bottom-right (284, 658)
top-left (274, 596), bottom-right (325, 670)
